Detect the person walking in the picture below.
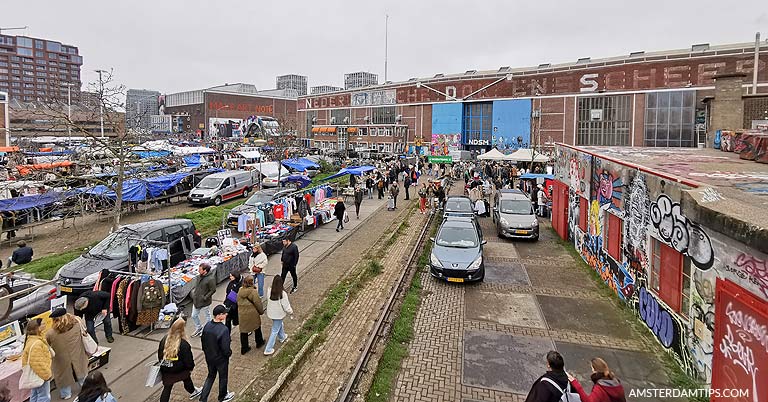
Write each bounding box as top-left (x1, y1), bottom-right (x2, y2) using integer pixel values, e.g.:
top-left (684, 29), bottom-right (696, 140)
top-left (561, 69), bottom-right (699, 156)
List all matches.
top-left (334, 198), bottom-right (346, 232)
top-left (389, 182), bottom-right (399, 209)
top-left (190, 263), bottom-right (216, 337)
top-left (567, 358), bottom-right (626, 402)
top-left (280, 238), bottom-right (299, 294)
top-left (76, 371), bottom-right (117, 402)
top-left (524, 351), bottom-right (569, 402)
top-left (377, 177), bottom-right (385, 199)
top-left (157, 319), bottom-right (201, 402)
top-left (8, 240), bottom-right (33, 267)
top-left (237, 275), bottom-right (265, 354)
top-left (46, 308), bottom-right (88, 400)
top-left (73, 290), bottom-right (113, 344)
top-left (436, 184), bottom-right (446, 210)
top-left (365, 175), bottom-right (374, 199)
top-left (418, 184), bottom-right (428, 214)
top-left (199, 305), bottom-right (235, 402)
top-left (537, 184), bottom-right (548, 217)
top-left (249, 245), bottom-right (268, 298)
top-left (20, 318), bottom-right (52, 402)
top-left (353, 185), bottom-right (364, 219)
top-left (264, 276), bottom-right (293, 356)
top-left (403, 174), bottom-right (412, 200)
top-left (223, 272), bottom-right (242, 333)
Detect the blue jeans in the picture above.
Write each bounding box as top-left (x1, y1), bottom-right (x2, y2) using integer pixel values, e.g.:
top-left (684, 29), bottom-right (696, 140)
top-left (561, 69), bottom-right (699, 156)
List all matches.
top-left (30, 380), bottom-right (51, 402)
top-left (264, 319), bottom-right (286, 354)
top-left (85, 312), bottom-right (113, 344)
top-left (191, 305), bottom-right (212, 333)
top-left (256, 273), bottom-right (265, 298)
top-left (59, 378), bottom-right (84, 399)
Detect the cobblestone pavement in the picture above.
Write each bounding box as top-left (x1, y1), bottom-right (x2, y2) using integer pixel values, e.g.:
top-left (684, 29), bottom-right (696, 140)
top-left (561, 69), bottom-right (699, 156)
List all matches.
top-left (392, 186), bottom-right (678, 402)
top-left (276, 203), bottom-right (427, 402)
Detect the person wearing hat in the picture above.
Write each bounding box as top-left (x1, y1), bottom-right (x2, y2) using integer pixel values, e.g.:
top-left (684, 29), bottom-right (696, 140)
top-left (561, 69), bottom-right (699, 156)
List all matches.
top-left (46, 308), bottom-right (89, 400)
top-left (199, 305), bottom-right (235, 402)
top-left (8, 240), bottom-right (33, 268)
top-left (74, 290), bottom-right (114, 344)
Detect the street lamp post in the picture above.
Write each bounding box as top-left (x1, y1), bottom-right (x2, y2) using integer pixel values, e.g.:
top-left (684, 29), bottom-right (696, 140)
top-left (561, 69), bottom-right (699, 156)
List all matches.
top-left (62, 82), bottom-right (75, 144)
top-left (94, 69), bottom-right (106, 138)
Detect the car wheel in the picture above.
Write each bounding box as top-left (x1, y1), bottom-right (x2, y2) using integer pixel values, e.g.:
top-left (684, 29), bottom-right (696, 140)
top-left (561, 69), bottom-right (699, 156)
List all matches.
top-left (242, 188), bottom-right (249, 199)
top-left (214, 196), bottom-right (222, 206)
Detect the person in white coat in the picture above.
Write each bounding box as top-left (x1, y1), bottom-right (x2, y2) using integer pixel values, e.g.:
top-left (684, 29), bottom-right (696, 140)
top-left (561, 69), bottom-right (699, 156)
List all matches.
top-left (263, 275), bottom-right (293, 356)
top-left (249, 245), bottom-right (268, 297)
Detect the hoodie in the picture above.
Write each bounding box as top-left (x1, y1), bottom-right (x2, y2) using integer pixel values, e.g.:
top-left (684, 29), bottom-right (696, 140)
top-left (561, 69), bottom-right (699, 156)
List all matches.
top-left (570, 378), bottom-right (627, 402)
top-left (525, 370), bottom-right (569, 402)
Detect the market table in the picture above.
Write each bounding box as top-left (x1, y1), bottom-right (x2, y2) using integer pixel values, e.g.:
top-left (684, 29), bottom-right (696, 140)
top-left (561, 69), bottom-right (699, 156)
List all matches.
top-left (170, 250), bottom-right (249, 302)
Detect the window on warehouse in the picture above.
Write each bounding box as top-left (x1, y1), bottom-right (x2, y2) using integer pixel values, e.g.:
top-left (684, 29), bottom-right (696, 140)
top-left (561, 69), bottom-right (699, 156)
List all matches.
top-left (645, 90), bottom-right (696, 147)
top-left (577, 95), bottom-right (632, 146)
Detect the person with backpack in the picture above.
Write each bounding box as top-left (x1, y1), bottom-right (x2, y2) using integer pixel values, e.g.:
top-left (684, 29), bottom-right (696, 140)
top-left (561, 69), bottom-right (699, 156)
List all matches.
top-left (223, 272), bottom-right (242, 333)
top-left (524, 351), bottom-right (569, 402)
top-left (377, 177), bottom-right (385, 199)
top-left (568, 357), bottom-right (627, 402)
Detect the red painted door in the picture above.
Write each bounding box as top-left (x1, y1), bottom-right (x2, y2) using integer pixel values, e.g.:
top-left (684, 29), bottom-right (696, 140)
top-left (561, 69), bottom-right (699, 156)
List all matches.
top-left (658, 241), bottom-right (682, 312)
top-left (552, 180), bottom-right (568, 240)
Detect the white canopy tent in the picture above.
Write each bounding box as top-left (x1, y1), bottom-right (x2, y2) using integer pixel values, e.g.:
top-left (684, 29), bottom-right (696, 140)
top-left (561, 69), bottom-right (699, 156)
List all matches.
top-left (476, 148), bottom-right (507, 160)
top-left (505, 148), bottom-right (550, 163)
top-left (237, 150), bottom-right (262, 159)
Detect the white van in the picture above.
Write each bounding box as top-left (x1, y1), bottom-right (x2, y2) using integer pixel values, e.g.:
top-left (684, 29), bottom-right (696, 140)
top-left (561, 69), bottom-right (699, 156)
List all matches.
top-left (187, 170), bottom-right (257, 206)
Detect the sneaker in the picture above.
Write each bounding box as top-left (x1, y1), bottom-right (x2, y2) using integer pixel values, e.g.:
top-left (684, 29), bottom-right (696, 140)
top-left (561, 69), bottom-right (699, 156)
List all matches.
top-left (280, 336), bottom-right (289, 344)
top-left (106, 336), bottom-right (115, 343)
top-left (290, 287), bottom-right (297, 294)
top-left (222, 391), bottom-right (235, 402)
top-left (192, 329), bottom-right (202, 338)
top-left (264, 349), bottom-right (274, 356)
top-left (189, 387), bottom-right (202, 399)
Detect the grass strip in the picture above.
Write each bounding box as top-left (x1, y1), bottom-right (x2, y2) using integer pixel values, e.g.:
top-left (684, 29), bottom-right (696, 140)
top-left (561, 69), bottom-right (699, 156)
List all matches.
top-left (175, 200), bottom-right (245, 237)
top-left (18, 245), bottom-right (94, 280)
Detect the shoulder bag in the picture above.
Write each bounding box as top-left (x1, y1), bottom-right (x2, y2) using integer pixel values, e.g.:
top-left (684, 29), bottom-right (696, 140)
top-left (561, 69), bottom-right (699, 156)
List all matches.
top-left (79, 318), bottom-right (99, 356)
top-left (19, 341), bottom-right (45, 390)
top-left (540, 377), bottom-right (581, 402)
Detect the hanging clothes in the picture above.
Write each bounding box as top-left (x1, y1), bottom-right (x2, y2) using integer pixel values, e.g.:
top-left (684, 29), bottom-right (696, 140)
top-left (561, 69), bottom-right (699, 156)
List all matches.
top-left (273, 203), bottom-right (285, 220)
top-left (152, 249), bottom-right (168, 273)
top-left (315, 187), bottom-right (326, 203)
top-left (237, 213), bottom-right (250, 232)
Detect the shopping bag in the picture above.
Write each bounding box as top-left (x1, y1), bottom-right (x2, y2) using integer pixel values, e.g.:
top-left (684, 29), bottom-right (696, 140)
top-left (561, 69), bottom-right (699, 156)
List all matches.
top-left (343, 211), bottom-right (349, 223)
top-left (145, 362), bottom-right (162, 387)
top-left (19, 363), bottom-right (44, 390)
top-left (79, 318), bottom-right (99, 356)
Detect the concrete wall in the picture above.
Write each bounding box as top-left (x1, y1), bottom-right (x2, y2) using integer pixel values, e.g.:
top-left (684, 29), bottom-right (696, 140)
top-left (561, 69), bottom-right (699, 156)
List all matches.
top-left (553, 144), bottom-right (768, 390)
top-left (709, 74), bottom-right (746, 140)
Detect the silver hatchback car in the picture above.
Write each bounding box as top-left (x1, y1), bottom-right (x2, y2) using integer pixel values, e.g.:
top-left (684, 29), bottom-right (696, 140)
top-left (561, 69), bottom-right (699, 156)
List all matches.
top-left (492, 189), bottom-right (539, 240)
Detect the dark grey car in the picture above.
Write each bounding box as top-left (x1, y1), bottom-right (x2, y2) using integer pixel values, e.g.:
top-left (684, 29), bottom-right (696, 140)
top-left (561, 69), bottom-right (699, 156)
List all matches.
top-left (444, 196), bottom-right (475, 219)
top-left (428, 217), bottom-right (486, 283)
top-left (227, 188), bottom-right (294, 227)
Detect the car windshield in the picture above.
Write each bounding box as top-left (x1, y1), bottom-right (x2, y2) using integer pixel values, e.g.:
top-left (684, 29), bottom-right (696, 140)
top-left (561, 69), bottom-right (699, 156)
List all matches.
top-left (500, 199), bottom-right (534, 215)
top-left (89, 229), bottom-right (134, 259)
top-left (436, 225), bottom-right (478, 248)
top-left (246, 192), bottom-right (275, 206)
top-left (196, 177), bottom-right (222, 189)
top-left (445, 198), bottom-right (472, 213)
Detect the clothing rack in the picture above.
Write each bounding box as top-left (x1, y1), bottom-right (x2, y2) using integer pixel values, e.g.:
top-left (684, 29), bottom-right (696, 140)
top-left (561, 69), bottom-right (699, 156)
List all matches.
top-left (126, 237), bottom-right (173, 305)
top-left (104, 267), bottom-right (169, 337)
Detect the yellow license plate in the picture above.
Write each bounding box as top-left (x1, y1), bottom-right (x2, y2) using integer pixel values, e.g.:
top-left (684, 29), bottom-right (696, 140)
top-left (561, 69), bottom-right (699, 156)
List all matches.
top-left (514, 230), bottom-right (529, 234)
top-left (59, 286), bottom-right (72, 293)
top-left (447, 277), bottom-right (464, 283)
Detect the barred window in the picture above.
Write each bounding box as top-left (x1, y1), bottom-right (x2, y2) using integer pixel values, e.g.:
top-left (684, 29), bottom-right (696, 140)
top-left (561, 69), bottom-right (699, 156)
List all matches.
top-left (577, 95), bottom-right (632, 146)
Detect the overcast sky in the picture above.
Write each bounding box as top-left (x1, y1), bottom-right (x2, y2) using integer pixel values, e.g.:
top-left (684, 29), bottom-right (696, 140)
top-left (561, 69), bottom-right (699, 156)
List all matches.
top-left (4, 0), bottom-right (767, 96)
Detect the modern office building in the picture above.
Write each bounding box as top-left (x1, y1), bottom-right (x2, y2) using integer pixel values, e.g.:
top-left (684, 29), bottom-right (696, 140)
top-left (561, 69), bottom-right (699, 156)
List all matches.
top-left (276, 74), bottom-right (307, 96)
top-left (126, 89), bottom-right (161, 132)
top-left (1, 91), bottom-right (8, 147)
top-left (311, 85), bottom-right (344, 95)
top-left (344, 71), bottom-right (378, 90)
top-left (0, 34), bottom-right (83, 103)
top-left (297, 42), bottom-right (767, 154)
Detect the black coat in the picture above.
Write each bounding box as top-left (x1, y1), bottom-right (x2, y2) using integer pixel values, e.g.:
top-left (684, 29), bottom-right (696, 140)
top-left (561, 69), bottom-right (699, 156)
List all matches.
top-left (334, 201), bottom-right (346, 219)
top-left (75, 290), bottom-right (111, 321)
top-left (11, 246), bottom-right (33, 265)
top-left (158, 337), bottom-right (195, 385)
top-left (201, 321), bottom-right (232, 365)
top-left (525, 370), bottom-right (569, 402)
top-left (281, 242), bottom-right (299, 268)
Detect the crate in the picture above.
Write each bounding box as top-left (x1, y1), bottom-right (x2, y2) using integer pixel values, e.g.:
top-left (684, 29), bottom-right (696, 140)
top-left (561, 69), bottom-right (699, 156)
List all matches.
top-left (88, 346), bottom-right (111, 371)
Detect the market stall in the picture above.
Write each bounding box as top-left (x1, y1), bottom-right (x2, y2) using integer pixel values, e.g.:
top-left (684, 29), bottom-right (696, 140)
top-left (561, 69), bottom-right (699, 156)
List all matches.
top-left (168, 242), bottom-right (250, 302)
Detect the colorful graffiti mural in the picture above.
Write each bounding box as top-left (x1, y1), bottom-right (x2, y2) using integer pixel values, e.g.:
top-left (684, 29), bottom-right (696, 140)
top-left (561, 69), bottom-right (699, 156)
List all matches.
top-left (638, 286), bottom-right (695, 375)
top-left (650, 194), bottom-right (715, 270)
top-left (430, 134), bottom-right (461, 156)
top-left (732, 254), bottom-right (768, 298)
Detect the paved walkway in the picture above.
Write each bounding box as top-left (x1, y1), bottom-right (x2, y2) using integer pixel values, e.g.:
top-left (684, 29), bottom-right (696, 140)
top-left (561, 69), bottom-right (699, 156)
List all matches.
top-left (276, 199), bottom-right (426, 402)
top-left (392, 188), bottom-right (678, 402)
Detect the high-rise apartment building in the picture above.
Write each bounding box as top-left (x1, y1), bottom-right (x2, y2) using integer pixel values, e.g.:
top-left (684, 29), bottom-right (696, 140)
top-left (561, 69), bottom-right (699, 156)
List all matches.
top-left (0, 35), bottom-right (83, 103)
top-left (344, 72), bottom-right (378, 90)
top-left (311, 85), bottom-right (343, 95)
top-left (126, 89), bottom-right (161, 132)
top-left (276, 74), bottom-right (307, 96)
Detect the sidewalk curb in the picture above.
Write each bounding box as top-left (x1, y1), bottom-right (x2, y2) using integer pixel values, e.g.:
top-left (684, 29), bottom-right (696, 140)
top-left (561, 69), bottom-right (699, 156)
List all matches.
top-left (253, 333), bottom-right (319, 402)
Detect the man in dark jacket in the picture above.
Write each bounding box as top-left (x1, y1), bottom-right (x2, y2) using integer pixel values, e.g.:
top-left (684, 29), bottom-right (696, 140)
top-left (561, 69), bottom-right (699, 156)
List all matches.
top-left (403, 175), bottom-right (412, 200)
top-left (199, 305), bottom-right (234, 402)
top-left (389, 182), bottom-right (399, 209)
top-left (334, 198), bottom-right (346, 232)
top-left (74, 290), bottom-right (114, 343)
top-left (353, 185), bottom-right (364, 219)
top-left (8, 241), bottom-right (33, 267)
top-left (281, 238), bottom-right (299, 293)
top-left (191, 263), bottom-right (217, 337)
top-left (525, 351), bottom-right (570, 402)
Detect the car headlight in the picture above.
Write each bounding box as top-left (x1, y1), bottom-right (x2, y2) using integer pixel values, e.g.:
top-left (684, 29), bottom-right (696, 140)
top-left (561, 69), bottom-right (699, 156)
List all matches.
top-left (430, 253), bottom-right (443, 268)
top-left (499, 217), bottom-right (509, 226)
top-left (468, 255), bottom-right (483, 270)
top-left (81, 272), bottom-right (100, 285)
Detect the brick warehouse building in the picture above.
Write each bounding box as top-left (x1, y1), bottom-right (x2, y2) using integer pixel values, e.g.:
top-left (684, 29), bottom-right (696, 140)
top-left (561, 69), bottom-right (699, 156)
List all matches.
top-left (162, 83), bottom-right (297, 139)
top-left (297, 42), bottom-right (768, 154)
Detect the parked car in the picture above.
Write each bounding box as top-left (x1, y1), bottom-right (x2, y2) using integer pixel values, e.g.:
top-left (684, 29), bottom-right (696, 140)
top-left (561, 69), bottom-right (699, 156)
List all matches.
top-left (0, 273), bottom-right (58, 327)
top-left (428, 216), bottom-right (486, 283)
top-left (492, 189), bottom-right (539, 240)
top-left (55, 219), bottom-right (201, 295)
top-left (227, 188), bottom-right (294, 228)
top-left (188, 170), bottom-right (257, 206)
top-left (443, 196), bottom-right (475, 218)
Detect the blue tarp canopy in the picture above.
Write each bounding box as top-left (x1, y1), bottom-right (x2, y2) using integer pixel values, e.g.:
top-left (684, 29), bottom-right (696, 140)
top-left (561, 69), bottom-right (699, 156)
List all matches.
top-left (81, 171), bottom-right (193, 202)
top-left (23, 150), bottom-right (75, 156)
top-left (145, 172), bottom-right (190, 198)
top-left (184, 154), bottom-right (203, 168)
top-left (0, 192), bottom-right (66, 212)
top-left (321, 165), bottom-right (375, 181)
top-left (518, 173), bottom-right (554, 180)
top-left (280, 174), bottom-right (311, 189)
top-left (133, 150), bottom-right (171, 159)
top-left (281, 158), bottom-right (320, 172)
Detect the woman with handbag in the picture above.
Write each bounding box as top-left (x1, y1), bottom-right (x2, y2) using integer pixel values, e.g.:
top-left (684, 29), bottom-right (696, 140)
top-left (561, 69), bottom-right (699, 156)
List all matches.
top-left (224, 272), bottom-right (242, 332)
top-left (46, 308), bottom-right (89, 400)
top-left (249, 245), bottom-right (268, 298)
top-left (237, 275), bottom-right (265, 354)
top-left (263, 275), bottom-right (293, 356)
top-left (157, 319), bottom-right (201, 402)
top-left (75, 371), bottom-right (117, 402)
top-left (20, 318), bottom-right (53, 402)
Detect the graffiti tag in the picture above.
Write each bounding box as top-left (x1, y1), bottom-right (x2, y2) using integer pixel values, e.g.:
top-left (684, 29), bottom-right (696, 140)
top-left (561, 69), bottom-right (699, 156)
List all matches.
top-left (626, 174), bottom-right (649, 249)
top-left (719, 302), bottom-right (763, 400)
top-left (700, 187), bottom-right (725, 203)
top-left (639, 287), bottom-right (675, 348)
top-left (733, 254), bottom-right (768, 299)
top-left (650, 194), bottom-right (714, 270)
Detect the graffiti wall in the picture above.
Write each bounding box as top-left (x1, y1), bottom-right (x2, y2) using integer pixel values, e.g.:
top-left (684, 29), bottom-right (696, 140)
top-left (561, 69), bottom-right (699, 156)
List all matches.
top-left (553, 144), bottom-right (768, 385)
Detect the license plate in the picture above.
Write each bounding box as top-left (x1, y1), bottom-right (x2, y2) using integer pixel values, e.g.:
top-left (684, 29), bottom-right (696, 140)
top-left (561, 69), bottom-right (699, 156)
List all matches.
top-left (514, 230), bottom-right (529, 234)
top-left (59, 286), bottom-right (72, 293)
top-left (447, 277), bottom-right (464, 283)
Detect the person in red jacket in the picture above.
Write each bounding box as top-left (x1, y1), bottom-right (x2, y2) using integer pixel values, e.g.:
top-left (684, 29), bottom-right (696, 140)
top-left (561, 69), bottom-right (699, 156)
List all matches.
top-left (568, 357), bottom-right (627, 402)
